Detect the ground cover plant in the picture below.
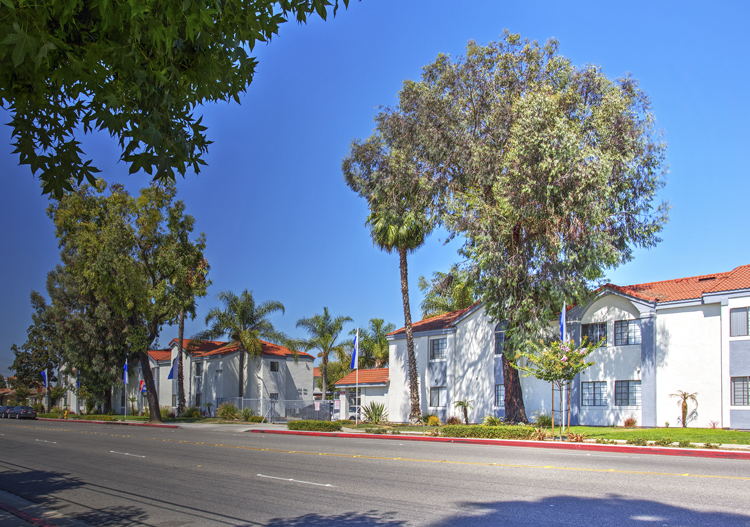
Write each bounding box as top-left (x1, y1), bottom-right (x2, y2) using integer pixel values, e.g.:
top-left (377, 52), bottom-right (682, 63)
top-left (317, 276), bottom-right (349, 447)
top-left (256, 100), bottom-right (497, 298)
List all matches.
top-left (287, 420), bottom-right (342, 432)
top-left (441, 425), bottom-right (536, 440)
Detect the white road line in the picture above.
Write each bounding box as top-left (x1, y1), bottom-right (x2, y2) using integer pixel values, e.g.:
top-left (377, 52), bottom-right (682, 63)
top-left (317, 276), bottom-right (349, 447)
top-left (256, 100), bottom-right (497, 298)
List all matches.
top-left (35, 439), bottom-right (57, 444)
top-left (110, 451), bottom-right (145, 458)
top-left (257, 474), bottom-right (336, 487)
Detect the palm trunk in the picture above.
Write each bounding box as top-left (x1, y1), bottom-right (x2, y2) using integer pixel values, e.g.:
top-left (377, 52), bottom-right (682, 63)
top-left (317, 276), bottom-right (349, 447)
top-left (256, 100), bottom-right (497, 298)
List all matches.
top-left (399, 247), bottom-right (421, 424)
top-left (682, 401), bottom-right (687, 427)
top-left (321, 358), bottom-right (329, 420)
top-left (177, 310), bottom-right (186, 417)
top-left (139, 350), bottom-right (163, 423)
top-left (238, 350), bottom-right (245, 398)
top-left (502, 352), bottom-right (528, 424)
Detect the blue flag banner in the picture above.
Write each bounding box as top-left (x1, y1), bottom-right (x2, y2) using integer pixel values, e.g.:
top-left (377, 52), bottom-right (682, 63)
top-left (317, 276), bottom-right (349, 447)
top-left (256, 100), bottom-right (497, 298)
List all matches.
top-left (77, 371), bottom-right (80, 389)
top-left (350, 331), bottom-right (359, 370)
top-left (41, 369), bottom-right (48, 388)
top-left (167, 357), bottom-right (176, 380)
top-left (560, 301), bottom-right (566, 341)
top-left (123, 362), bottom-right (128, 385)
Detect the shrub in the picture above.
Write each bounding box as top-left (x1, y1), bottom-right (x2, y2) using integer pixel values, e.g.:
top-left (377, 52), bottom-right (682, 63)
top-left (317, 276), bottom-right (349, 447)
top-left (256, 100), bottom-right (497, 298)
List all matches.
top-left (49, 406), bottom-right (62, 415)
top-left (364, 428), bottom-right (387, 434)
top-left (568, 432), bottom-right (587, 443)
top-left (240, 407), bottom-right (255, 421)
top-left (446, 416), bottom-right (462, 426)
top-left (622, 415), bottom-right (638, 428)
top-left (247, 415), bottom-right (264, 423)
top-left (33, 403), bottom-right (45, 413)
top-left (664, 421), bottom-right (670, 428)
top-left (362, 402), bottom-right (388, 424)
top-left (217, 403), bottom-right (240, 420)
top-left (184, 406), bottom-right (201, 418)
top-left (287, 420), bottom-right (342, 432)
top-left (482, 415), bottom-right (504, 426)
top-left (531, 427), bottom-right (548, 441)
top-left (107, 408), bottom-right (117, 416)
top-left (708, 420), bottom-right (720, 429)
top-left (442, 425), bottom-right (536, 440)
top-left (167, 410), bottom-right (176, 418)
top-left (653, 437), bottom-right (673, 447)
top-left (421, 412), bottom-right (436, 424)
top-left (160, 407), bottom-right (170, 419)
top-left (677, 440), bottom-right (693, 448)
top-left (426, 415), bottom-right (441, 427)
top-left (596, 438), bottom-right (617, 445)
top-left (626, 438), bottom-right (647, 446)
top-left (702, 442), bottom-right (719, 449)
top-left (533, 412), bottom-right (553, 428)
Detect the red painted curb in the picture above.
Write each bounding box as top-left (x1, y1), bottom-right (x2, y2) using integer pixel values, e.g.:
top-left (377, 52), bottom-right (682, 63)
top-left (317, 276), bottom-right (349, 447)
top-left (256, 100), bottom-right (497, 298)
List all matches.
top-left (38, 418), bottom-right (178, 429)
top-left (250, 429), bottom-right (750, 460)
top-left (0, 501), bottom-right (59, 527)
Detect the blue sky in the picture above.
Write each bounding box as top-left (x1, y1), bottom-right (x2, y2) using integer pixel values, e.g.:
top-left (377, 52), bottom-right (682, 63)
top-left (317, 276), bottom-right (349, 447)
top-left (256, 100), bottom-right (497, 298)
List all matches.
top-left (2, 0), bottom-right (749, 376)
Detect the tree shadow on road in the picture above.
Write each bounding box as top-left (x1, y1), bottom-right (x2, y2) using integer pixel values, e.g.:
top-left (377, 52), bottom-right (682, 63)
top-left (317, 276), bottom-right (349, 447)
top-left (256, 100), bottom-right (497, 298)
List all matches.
top-left (431, 494), bottom-right (750, 527)
top-left (263, 510), bottom-right (406, 527)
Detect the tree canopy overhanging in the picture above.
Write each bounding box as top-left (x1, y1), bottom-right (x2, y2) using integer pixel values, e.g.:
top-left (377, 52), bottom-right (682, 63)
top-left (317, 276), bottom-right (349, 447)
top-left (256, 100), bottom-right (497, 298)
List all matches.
top-left (0, 0), bottom-right (349, 197)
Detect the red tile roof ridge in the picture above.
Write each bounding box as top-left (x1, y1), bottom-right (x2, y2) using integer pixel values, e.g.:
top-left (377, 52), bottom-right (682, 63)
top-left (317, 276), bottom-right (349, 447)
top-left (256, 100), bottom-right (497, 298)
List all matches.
top-left (335, 368), bottom-right (389, 386)
top-left (170, 338), bottom-right (313, 359)
top-left (388, 302), bottom-right (481, 336)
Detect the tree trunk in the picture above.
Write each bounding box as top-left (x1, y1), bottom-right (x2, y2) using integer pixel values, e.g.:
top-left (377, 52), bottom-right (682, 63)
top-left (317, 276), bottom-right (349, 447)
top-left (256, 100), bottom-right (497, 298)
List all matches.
top-left (502, 353), bottom-right (528, 424)
top-left (321, 358), bottom-right (328, 420)
top-left (682, 401), bottom-right (687, 427)
top-left (399, 247), bottom-right (421, 424)
top-left (139, 350), bottom-right (162, 423)
top-left (238, 350), bottom-right (245, 398)
top-left (177, 310), bottom-right (186, 417)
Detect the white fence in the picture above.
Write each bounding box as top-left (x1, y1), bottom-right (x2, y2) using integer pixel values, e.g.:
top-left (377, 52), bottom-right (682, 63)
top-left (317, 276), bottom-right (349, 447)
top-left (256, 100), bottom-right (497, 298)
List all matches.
top-left (216, 398), bottom-right (337, 423)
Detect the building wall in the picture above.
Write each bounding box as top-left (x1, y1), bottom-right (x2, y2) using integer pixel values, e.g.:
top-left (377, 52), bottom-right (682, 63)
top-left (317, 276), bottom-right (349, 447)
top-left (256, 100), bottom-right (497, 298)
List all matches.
top-left (728, 296), bottom-right (750, 428)
top-left (452, 307), bottom-right (494, 423)
top-left (285, 356), bottom-right (314, 400)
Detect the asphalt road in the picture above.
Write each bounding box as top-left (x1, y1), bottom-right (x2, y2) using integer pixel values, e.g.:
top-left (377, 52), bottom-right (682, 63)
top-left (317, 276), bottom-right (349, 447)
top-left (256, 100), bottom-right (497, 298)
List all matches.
top-left (0, 420), bottom-right (748, 527)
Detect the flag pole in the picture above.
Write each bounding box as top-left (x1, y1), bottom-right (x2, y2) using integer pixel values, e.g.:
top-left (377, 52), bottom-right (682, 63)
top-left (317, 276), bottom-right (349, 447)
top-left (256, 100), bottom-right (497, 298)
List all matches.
top-left (355, 328), bottom-right (359, 426)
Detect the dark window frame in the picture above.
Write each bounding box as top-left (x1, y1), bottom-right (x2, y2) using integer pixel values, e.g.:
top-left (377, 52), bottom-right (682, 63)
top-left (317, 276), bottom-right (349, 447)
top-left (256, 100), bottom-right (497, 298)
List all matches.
top-left (430, 338), bottom-right (447, 361)
top-left (581, 381), bottom-right (607, 406)
top-left (270, 361), bottom-right (279, 372)
top-left (614, 380), bottom-right (641, 406)
top-left (730, 308), bottom-right (750, 337)
top-left (494, 323), bottom-right (506, 355)
top-left (731, 376), bottom-right (749, 406)
top-left (494, 384), bottom-right (505, 407)
top-left (614, 320), bottom-right (642, 346)
top-left (582, 323), bottom-right (607, 346)
top-left (429, 386), bottom-right (447, 407)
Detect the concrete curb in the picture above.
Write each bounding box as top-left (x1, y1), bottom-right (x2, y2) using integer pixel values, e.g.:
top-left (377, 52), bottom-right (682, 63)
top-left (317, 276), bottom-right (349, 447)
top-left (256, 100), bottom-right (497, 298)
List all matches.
top-left (0, 501), bottom-right (59, 527)
top-left (250, 429), bottom-right (750, 460)
top-left (38, 418), bottom-right (178, 429)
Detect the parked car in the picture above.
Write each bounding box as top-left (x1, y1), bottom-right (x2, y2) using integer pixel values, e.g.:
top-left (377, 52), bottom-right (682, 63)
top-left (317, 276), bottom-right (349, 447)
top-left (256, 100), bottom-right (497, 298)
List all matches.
top-left (0, 405), bottom-right (11, 418)
top-left (8, 406), bottom-right (37, 420)
top-left (348, 405), bottom-right (362, 421)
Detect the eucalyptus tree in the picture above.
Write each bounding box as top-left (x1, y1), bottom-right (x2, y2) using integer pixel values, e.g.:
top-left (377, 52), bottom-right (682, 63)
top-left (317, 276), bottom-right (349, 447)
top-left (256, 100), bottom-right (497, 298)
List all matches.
top-left (1, 0), bottom-right (350, 196)
top-left (417, 265), bottom-right (479, 318)
top-left (295, 308), bottom-right (352, 404)
top-left (198, 290), bottom-right (288, 398)
top-left (350, 318), bottom-right (395, 369)
top-left (47, 180), bottom-right (208, 421)
top-left (343, 137), bottom-right (433, 424)
top-left (375, 32), bottom-right (668, 422)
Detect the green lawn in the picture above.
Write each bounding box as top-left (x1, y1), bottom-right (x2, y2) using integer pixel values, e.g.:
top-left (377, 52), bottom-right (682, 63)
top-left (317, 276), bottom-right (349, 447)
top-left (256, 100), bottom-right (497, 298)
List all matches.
top-left (568, 426), bottom-right (750, 445)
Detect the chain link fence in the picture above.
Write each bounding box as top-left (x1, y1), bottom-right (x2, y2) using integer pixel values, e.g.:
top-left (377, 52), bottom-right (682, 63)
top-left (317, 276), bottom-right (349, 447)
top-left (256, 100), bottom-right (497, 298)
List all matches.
top-left (216, 397), bottom-right (339, 423)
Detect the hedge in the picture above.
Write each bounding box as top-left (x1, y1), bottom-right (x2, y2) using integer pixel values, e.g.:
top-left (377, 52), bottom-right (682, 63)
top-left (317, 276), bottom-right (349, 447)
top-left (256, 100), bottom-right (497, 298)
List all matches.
top-left (287, 420), bottom-right (343, 432)
top-left (441, 425), bottom-right (536, 440)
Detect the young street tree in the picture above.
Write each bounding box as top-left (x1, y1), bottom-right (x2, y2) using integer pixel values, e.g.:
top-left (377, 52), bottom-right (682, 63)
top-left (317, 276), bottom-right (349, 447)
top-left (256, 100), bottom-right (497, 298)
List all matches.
top-left (197, 289), bottom-right (289, 398)
top-left (375, 32), bottom-right (668, 422)
top-left (295, 307), bottom-right (352, 405)
top-left (343, 137), bottom-right (433, 424)
top-left (0, 0), bottom-right (349, 197)
top-left (48, 181), bottom-right (208, 421)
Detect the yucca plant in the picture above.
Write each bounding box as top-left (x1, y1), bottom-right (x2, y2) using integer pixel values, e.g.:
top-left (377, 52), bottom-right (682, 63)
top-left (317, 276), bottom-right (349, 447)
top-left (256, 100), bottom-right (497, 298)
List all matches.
top-left (362, 402), bottom-right (388, 424)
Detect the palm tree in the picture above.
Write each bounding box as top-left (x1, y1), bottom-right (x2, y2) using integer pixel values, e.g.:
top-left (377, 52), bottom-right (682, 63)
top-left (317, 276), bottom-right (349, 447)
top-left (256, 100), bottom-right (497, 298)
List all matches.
top-left (350, 318), bottom-right (395, 369)
top-left (367, 208), bottom-right (431, 424)
top-left (418, 265), bottom-right (478, 318)
top-left (454, 399), bottom-right (473, 425)
top-left (295, 308), bottom-right (352, 406)
top-left (198, 289), bottom-right (288, 398)
top-left (670, 390), bottom-right (698, 428)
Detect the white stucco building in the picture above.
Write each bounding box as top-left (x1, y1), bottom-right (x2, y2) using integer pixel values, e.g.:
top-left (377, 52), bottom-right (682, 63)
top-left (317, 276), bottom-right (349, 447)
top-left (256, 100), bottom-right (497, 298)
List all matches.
top-left (387, 264), bottom-right (750, 428)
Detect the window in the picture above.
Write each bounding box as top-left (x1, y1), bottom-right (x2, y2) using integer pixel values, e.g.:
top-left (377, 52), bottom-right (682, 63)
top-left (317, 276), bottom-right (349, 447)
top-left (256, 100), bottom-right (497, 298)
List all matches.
top-left (730, 308), bottom-right (750, 337)
top-left (269, 393), bottom-right (279, 401)
top-left (270, 361), bottom-right (279, 372)
top-left (581, 381), bottom-right (607, 406)
top-left (614, 320), bottom-right (641, 346)
top-left (732, 377), bottom-right (749, 406)
top-left (430, 338), bottom-right (447, 360)
top-left (494, 323), bottom-right (506, 355)
top-left (195, 393), bottom-right (202, 407)
top-left (494, 384), bottom-right (505, 407)
top-left (582, 323), bottom-right (607, 346)
top-left (195, 362), bottom-right (203, 376)
top-left (429, 387), bottom-right (447, 407)
top-left (615, 380), bottom-right (641, 406)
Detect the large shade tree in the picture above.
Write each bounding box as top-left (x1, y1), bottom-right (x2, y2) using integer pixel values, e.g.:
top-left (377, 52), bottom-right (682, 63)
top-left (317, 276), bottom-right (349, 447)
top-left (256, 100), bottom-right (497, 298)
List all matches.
top-left (10, 291), bottom-right (61, 390)
top-left (343, 137), bottom-right (433, 424)
top-left (295, 307), bottom-right (352, 405)
top-left (374, 32), bottom-right (668, 422)
top-left (47, 180), bottom-right (209, 421)
top-left (197, 290), bottom-right (289, 398)
top-left (0, 0), bottom-right (349, 196)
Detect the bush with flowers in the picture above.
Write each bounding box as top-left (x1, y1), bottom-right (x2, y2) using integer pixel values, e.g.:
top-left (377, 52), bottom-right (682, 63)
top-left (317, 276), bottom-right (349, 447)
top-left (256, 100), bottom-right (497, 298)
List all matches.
top-left (515, 338), bottom-right (599, 440)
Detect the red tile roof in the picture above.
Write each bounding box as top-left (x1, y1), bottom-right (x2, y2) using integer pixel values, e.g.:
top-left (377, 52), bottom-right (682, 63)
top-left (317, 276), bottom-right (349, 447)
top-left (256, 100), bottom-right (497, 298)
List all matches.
top-left (335, 368), bottom-right (389, 386)
top-left (313, 367), bottom-right (320, 378)
top-left (148, 350), bottom-right (171, 362)
top-left (388, 302), bottom-right (481, 336)
top-left (605, 264), bottom-right (750, 303)
top-left (169, 338), bottom-right (313, 359)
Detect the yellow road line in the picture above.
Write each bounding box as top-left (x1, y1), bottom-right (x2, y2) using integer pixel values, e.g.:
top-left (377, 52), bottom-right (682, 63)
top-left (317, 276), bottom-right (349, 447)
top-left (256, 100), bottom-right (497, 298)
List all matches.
top-left (5, 422), bottom-right (750, 482)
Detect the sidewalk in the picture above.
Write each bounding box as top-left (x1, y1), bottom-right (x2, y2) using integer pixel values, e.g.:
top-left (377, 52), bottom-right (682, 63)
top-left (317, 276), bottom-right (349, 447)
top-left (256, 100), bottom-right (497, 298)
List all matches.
top-left (0, 490), bottom-right (90, 527)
